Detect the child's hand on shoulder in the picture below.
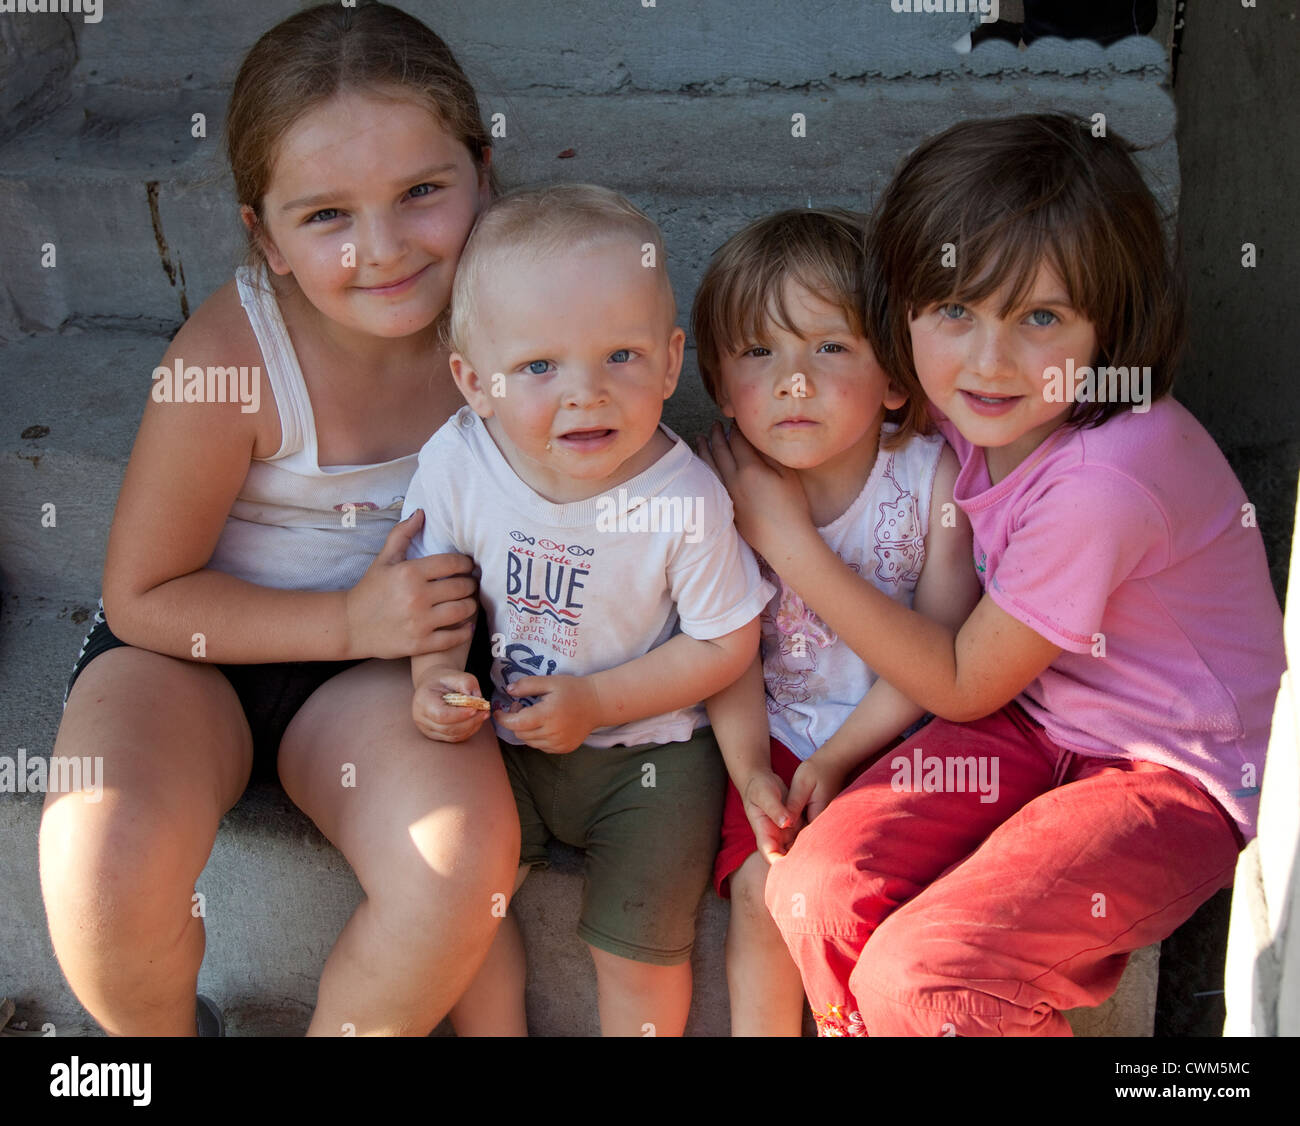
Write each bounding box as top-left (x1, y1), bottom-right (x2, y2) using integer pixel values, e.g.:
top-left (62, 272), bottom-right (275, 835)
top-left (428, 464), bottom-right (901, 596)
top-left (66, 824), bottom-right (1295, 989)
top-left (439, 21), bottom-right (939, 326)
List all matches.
top-left (785, 754), bottom-right (851, 826)
top-left (696, 423), bottom-right (815, 560)
top-left (412, 668), bottom-right (492, 743)
top-left (495, 675), bottom-right (601, 754)
top-left (741, 768), bottom-right (800, 862)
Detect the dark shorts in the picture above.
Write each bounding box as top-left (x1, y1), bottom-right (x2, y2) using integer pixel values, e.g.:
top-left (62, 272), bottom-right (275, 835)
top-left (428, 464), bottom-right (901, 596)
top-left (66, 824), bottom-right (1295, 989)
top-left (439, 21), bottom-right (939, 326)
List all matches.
top-left (65, 600), bottom-right (497, 784)
top-left (64, 600), bottom-right (365, 784)
top-left (503, 725), bottom-right (727, 966)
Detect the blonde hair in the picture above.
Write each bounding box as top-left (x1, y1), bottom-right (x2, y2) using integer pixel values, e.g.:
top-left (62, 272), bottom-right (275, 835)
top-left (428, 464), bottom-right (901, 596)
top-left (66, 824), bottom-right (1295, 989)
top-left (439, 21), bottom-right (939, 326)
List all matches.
top-left (692, 207), bottom-right (927, 449)
top-left (447, 183), bottom-right (673, 356)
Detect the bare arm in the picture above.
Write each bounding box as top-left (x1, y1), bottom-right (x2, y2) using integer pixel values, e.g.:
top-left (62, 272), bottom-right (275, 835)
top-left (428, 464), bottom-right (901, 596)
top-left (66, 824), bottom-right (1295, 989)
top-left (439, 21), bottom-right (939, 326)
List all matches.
top-left (701, 426), bottom-right (1059, 723)
top-left (706, 654), bottom-right (773, 791)
top-left (495, 618), bottom-right (760, 753)
top-left (101, 290), bottom-right (477, 664)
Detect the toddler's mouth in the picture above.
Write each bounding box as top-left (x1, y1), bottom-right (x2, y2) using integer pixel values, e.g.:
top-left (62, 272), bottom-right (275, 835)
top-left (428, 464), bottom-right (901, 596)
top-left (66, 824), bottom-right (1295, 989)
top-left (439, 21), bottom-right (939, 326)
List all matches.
top-left (556, 428), bottom-right (616, 448)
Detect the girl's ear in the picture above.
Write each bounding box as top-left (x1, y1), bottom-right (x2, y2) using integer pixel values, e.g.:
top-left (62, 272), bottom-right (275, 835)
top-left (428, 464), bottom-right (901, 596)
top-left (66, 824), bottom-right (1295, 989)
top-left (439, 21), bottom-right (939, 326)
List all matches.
top-left (883, 377), bottom-right (909, 413)
top-left (449, 352), bottom-right (493, 417)
top-left (241, 205), bottom-right (291, 275)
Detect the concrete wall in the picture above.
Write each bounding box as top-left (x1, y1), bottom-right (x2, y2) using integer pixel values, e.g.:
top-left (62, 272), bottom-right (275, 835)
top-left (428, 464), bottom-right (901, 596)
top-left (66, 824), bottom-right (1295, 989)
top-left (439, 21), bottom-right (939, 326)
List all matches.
top-left (1174, 0), bottom-right (1300, 600)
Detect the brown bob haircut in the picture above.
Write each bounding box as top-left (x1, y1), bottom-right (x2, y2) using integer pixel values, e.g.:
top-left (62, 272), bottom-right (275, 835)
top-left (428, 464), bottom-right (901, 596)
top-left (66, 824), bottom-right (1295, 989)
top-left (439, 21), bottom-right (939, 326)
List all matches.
top-left (867, 113), bottom-right (1186, 430)
top-left (692, 208), bottom-right (927, 449)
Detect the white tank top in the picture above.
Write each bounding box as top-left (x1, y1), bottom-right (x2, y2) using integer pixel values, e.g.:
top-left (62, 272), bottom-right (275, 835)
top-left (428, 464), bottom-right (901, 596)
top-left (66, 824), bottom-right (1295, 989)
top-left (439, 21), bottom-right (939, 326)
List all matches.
top-left (763, 426), bottom-right (945, 760)
top-left (204, 266), bottom-right (419, 592)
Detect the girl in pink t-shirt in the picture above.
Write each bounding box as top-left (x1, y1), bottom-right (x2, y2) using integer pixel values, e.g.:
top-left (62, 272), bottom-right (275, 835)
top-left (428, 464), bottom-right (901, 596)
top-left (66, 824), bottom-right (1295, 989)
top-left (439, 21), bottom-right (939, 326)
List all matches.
top-left (700, 113), bottom-right (1286, 1036)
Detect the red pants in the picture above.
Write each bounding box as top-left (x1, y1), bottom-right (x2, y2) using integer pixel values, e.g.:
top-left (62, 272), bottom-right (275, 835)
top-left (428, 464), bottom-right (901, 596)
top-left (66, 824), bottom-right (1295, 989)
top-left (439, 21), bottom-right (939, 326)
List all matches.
top-left (763, 705), bottom-right (1243, 1036)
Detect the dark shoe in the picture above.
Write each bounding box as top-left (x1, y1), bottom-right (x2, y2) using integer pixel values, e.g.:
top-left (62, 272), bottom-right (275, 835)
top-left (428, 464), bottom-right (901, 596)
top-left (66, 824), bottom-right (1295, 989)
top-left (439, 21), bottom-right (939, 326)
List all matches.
top-left (196, 994), bottom-right (225, 1037)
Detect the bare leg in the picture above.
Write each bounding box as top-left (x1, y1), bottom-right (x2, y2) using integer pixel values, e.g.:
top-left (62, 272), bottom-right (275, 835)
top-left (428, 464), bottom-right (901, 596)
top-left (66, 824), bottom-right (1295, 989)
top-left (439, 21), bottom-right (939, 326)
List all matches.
top-left (39, 649), bottom-right (253, 1036)
top-left (588, 946), bottom-right (692, 1037)
top-left (277, 659), bottom-right (520, 1036)
top-left (449, 865), bottom-right (531, 1036)
top-left (725, 851), bottom-right (805, 1036)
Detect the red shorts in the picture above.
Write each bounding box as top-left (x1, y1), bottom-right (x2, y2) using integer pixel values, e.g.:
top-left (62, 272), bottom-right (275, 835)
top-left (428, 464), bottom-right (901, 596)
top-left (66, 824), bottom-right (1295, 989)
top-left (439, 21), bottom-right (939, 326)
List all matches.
top-left (713, 737), bottom-right (806, 898)
top-left (713, 736), bottom-right (896, 898)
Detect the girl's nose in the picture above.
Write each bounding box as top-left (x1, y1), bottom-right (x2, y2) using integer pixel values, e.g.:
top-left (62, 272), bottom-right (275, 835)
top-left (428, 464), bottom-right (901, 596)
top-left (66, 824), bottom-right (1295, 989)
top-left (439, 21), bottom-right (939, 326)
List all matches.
top-left (359, 214), bottom-right (406, 267)
top-left (970, 323), bottom-right (1015, 381)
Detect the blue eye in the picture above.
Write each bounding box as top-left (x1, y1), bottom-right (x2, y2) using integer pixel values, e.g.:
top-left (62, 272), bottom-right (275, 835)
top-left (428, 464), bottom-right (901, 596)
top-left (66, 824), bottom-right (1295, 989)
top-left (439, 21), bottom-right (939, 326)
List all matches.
top-left (307, 209), bottom-right (340, 224)
top-left (1027, 309), bottom-right (1059, 327)
top-left (525, 360), bottom-right (552, 375)
top-left (408, 183), bottom-right (439, 199)
top-left (938, 303), bottom-right (967, 320)
top-left (609, 349), bottom-right (631, 363)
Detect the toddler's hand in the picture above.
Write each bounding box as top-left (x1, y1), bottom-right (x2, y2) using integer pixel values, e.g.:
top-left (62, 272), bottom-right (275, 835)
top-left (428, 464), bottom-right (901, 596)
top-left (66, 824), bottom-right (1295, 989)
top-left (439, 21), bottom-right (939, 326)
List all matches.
top-left (785, 756), bottom-right (850, 826)
top-left (741, 769), bottom-right (799, 862)
top-left (412, 668), bottom-right (492, 743)
top-left (494, 675), bottom-right (600, 754)
top-left (696, 423), bottom-right (813, 559)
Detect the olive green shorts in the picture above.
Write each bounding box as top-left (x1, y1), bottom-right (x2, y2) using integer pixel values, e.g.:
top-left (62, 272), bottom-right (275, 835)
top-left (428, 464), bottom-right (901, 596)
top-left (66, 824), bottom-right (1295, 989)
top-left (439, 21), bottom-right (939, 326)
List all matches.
top-left (502, 725), bottom-right (726, 966)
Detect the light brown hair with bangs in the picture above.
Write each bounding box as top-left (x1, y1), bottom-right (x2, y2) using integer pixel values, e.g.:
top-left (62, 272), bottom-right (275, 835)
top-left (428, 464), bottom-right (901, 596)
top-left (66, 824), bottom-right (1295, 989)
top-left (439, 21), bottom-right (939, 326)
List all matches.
top-left (692, 208), bottom-right (927, 447)
top-left (867, 113), bottom-right (1185, 430)
top-left (226, 1), bottom-right (498, 268)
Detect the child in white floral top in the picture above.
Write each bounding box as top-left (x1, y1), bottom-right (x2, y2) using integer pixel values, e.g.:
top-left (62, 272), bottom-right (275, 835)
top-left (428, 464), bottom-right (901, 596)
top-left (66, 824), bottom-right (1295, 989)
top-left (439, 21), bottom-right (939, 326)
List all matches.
top-left (693, 209), bottom-right (982, 1036)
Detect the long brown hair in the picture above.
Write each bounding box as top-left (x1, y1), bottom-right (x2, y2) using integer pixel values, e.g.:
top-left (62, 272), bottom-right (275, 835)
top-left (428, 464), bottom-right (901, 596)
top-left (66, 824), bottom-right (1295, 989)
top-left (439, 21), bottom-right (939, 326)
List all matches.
top-left (225, 1), bottom-right (498, 266)
top-left (868, 113), bottom-right (1185, 430)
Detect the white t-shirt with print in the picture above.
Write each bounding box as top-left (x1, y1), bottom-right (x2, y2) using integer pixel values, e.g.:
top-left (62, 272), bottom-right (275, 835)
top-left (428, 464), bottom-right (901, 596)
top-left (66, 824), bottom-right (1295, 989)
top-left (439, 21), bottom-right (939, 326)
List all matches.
top-left (403, 406), bottom-right (774, 748)
top-left (763, 426), bottom-right (945, 761)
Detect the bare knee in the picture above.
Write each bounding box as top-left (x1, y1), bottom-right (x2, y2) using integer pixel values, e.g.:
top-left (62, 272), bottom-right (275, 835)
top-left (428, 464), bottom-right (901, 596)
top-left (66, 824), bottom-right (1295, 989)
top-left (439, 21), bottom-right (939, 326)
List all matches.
top-left (40, 788), bottom-right (219, 966)
top-left (730, 852), bottom-right (776, 925)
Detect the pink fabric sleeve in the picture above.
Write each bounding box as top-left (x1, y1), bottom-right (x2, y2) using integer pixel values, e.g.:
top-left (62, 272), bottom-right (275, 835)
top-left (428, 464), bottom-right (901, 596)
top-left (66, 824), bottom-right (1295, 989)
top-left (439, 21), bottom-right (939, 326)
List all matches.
top-left (984, 467), bottom-right (1169, 653)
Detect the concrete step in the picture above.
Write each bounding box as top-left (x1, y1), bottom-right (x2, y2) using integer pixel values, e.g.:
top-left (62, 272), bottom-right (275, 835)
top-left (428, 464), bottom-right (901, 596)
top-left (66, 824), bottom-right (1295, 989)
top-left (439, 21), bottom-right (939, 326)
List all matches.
top-left (63, 0), bottom-right (1169, 96)
top-left (0, 594), bottom-right (1156, 1036)
top-left (0, 70), bottom-right (1176, 340)
top-left (1, 330), bottom-right (156, 599)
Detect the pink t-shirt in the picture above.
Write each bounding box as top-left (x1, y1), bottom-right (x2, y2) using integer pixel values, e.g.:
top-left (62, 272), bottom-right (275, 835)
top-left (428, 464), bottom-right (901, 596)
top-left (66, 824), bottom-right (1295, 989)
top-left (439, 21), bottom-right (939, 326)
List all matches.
top-left (935, 398), bottom-right (1284, 839)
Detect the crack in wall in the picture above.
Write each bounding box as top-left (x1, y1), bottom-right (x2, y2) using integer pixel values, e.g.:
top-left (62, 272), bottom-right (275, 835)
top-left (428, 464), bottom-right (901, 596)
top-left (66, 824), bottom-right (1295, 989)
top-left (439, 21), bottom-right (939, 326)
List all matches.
top-left (145, 179), bottom-right (189, 320)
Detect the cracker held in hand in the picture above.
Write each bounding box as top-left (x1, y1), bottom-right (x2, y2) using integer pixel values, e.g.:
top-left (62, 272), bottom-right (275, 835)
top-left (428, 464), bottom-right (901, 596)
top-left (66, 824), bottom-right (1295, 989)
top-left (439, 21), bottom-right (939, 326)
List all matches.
top-left (442, 692), bottom-right (491, 712)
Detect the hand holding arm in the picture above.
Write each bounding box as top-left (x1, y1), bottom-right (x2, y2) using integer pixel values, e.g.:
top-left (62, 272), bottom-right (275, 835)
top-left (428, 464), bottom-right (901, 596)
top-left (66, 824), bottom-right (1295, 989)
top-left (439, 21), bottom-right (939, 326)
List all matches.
top-left (495, 617), bottom-right (761, 754)
top-left (705, 433), bottom-right (1059, 721)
